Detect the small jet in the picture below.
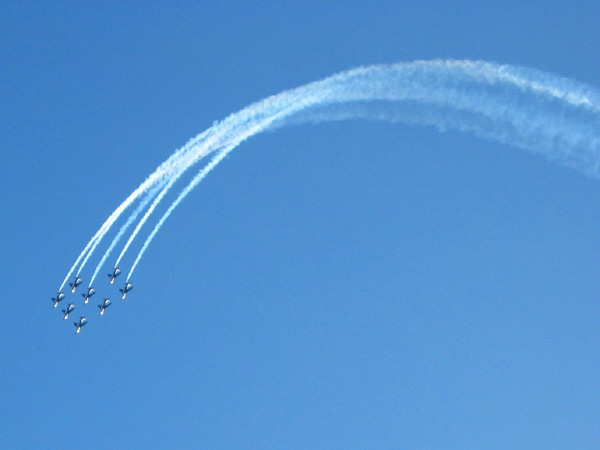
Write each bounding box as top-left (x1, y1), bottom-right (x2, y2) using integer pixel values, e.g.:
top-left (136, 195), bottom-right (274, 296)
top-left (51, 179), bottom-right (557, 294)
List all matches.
top-left (69, 277), bottom-right (83, 293)
top-left (51, 292), bottom-right (65, 308)
top-left (62, 303), bottom-right (75, 320)
top-left (98, 298), bottom-right (111, 316)
top-left (82, 287), bottom-right (96, 304)
top-left (119, 282), bottom-right (133, 300)
top-left (74, 316), bottom-right (87, 334)
top-left (108, 268), bottom-right (121, 284)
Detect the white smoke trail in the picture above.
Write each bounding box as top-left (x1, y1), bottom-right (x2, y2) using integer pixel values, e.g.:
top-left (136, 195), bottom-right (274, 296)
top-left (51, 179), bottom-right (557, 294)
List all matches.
top-left (66, 60), bottom-right (600, 286)
top-left (59, 155), bottom-right (179, 291)
top-left (86, 179), bottom-right (170, 287)
top-left (113, 140), bottom-right (245, 271)
top-left (113, 176), bottom-right (179, 270)
top-left (126, 145), bottom-right (233, 281)
top-left (126, 104), bottom-right (306, 280)
top-left (58, 123), bottom-right (227, 292)
top-left (113, 145), bottom-right (230, 271)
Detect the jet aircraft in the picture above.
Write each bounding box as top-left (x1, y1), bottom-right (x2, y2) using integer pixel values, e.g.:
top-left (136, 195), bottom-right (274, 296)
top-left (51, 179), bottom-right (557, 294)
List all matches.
top-left (62, 303), bottom-right (75, 320)
top-left (119, 282), bottom-right (133, 300)
top-left (74, 316), bottom-right (87, 334)
top-left (108, 268), bottom-right (121, 284)
top-left (98, 298), bottom-right (111, 316)
top-left (51, 292), bottom-right (65, 308)
top-left (69, 277), bottom-right (83, 293)
top-left (82, 287), bottom-right (95, 304)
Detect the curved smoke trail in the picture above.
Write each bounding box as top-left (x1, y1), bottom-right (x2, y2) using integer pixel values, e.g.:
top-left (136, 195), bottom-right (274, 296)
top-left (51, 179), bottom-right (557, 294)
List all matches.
top-left (58, 142), bottom-right (188, 291)
top-left (62, 60), bottom-right (600, 287)
top-left (121, 60), bottom-right (600, 279)
top-left (113, 145), bottom-right (231, 271)
top-left (86, 179), bottom-right (169, 287)
top-left (127, 142), bottom-right (242, 280)
top-left (58, 122), bottom-right (229, 291)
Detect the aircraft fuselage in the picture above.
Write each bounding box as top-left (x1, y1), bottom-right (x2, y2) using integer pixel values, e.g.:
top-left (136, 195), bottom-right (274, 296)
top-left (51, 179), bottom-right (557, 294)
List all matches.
top-left (52, 292), bottom-right (65, 308)
top-left (82, 287), bottom-right (95, 304)
top-left (74, 317), bottom-right (87, 334)
top-left (108, 268), bottom-right (121, 284)
top-left (69, 277), bottom-right (82, 293)
top-left (98, 299), bottom-right (111, 316)
top-left (63, 304), bottom-right (75, 320)
top-left (120, 282), bottom-right (133, 300)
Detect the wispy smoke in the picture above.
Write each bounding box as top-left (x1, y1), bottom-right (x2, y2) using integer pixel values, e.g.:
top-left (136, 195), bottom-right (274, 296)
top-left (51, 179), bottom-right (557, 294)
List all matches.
top-left (59, 60), bottom-right (600, 290)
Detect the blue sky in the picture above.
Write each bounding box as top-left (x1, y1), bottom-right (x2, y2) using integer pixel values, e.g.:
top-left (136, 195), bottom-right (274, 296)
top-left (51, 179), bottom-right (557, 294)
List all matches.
top-left (1, 2), bottom-right (599, 448)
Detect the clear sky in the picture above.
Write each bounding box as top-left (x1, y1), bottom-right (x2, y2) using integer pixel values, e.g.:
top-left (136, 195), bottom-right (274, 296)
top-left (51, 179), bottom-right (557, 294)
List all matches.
top-left (1, 2), bottom-right (599, 449)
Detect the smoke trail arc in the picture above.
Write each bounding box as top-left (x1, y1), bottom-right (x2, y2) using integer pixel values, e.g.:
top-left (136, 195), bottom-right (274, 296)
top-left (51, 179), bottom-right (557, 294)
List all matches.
top-left (58, 124), bottom-right (227, 292)
top-left (57, 139), bottom-right (191, 291)
top-left (123, 60), bottom-right (600, 279)
top-left (86, 179), bottom-right (170, 287)
top-left (61, 60), bottom-right (600, 287)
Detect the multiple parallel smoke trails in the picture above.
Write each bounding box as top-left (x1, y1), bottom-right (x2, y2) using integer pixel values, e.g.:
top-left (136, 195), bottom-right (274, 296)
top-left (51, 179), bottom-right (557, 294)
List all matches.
top-left (87, 180), bottom-right (169, 287)
top-left (59, 60), bottom-right (600, 292)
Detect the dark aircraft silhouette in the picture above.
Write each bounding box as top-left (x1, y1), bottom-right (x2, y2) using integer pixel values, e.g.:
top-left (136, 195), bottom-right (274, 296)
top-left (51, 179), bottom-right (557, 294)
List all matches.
top-left (62, 303), bottom-right (75, 320)
top-left (82, 287), bottom-right (95, 304)
top-left (119, 282), bottom-right (133, 300)
top-left (69, 277), bottom-right (83, 293)
top-left (98, 298), bottom-right (111, 316)
top-left (51, 292), bottom-right (65, 308)
top-left (74, 316), bottom-right (87, 334)
top-left (108, 268), bottom-right (121, 284)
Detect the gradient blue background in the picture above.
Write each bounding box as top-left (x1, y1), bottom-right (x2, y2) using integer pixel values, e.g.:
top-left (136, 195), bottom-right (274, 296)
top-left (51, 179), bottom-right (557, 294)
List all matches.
top-left (1, 2), bottom-right (599, 448)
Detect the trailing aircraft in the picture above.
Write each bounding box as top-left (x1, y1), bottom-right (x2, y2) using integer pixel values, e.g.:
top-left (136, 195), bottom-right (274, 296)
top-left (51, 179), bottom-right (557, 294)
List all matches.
top-left (62, 303), bottom-right (75, 320)
top-left (119, 282), bottom-right (133, 300)
top-left (51, 292), bottom-right (65, 308)
top-left (74, 317), bottom-right (87, 334)
top-left (82, 287), bottom-right (95, 304)
top-left (69, 277), bottom-right (83, 293)
top-left (108, 268), bottom-right (121, 284)
top-left (98, 298), bottom-right (111, 316)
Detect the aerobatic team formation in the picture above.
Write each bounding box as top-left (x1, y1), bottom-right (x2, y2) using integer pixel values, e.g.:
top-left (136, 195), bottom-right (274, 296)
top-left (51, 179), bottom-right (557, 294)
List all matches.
top-left (51, 269), bottom-right (133, 333)
top-left (50, 60), bottom-right (600, 333)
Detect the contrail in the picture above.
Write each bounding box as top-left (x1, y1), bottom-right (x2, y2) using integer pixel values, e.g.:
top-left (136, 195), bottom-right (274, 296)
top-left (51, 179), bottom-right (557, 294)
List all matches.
top-left (64, 60), bottom-right (600, 288)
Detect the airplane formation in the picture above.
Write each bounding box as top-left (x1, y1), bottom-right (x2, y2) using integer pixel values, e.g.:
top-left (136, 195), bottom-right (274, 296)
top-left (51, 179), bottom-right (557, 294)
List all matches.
top-left (50, 268), bottom-right (132, 334)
